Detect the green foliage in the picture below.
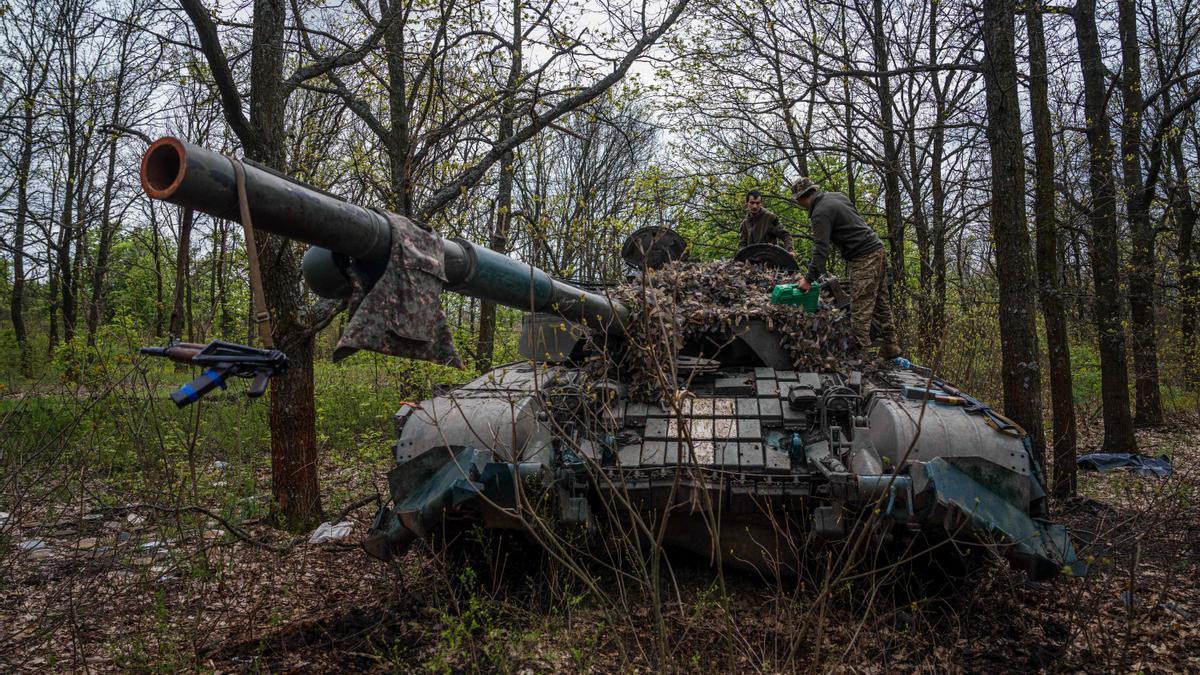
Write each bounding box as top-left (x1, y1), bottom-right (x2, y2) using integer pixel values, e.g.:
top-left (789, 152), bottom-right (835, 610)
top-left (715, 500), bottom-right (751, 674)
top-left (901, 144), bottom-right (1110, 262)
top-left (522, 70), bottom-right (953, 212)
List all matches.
top-left (50, 315), bottom-right (144, 385)
top-left (1068, 341), bottom-right (1103, 406)
top-left (671, 153), bottom-right (886, 270)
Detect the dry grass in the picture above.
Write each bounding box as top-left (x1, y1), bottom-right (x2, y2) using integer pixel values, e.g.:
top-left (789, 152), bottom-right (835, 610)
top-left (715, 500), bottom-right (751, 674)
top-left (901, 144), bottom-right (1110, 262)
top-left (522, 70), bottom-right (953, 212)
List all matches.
top-left (2, 412), bottom-right (1198, 672)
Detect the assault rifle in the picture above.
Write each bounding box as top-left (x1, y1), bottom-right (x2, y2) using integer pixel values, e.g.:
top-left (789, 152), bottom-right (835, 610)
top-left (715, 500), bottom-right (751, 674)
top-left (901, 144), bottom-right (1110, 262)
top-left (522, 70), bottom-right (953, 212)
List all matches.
top-left (140, 339), bottom-right (288, 407)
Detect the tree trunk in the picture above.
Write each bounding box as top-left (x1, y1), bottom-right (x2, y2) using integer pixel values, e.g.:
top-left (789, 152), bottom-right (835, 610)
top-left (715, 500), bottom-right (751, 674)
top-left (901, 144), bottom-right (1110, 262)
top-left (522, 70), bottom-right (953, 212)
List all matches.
top-left (907, 129), bottom-right (934, 357)
top-left (928, 6), bottom-right (948, 349)
top-left (1027, 5), bottom-right (1077, 498)
top-left (1117, 0), bottom-right (1163, 426)
top-left (381, 0), bottom-right (414, 216)
top-left (12, 88), bottom-right (35, 375)
top-left (71, 156), bottom-right (92, 340)
top-left (1169, 131), bottom-right (1197, 382)
top-left (87, 59), bottom-right (129, 348)
top-left (59, 145), bottom-right (78, 344)
top-left (169, 208), bottom-right (194, 339)
top-left (840, 6), bottom-right (857, 205)
top-left (48, 237), bottom-right (59, 352)
top-left (872, 0), bottom-right (905, 330)
top-left (981, 0), bottom-right (1046, 464)
top-left (247, 0), bottom-right (323, 529)
top-left (217, 220), bottom-right (232, 335)
top-left (1075, 0), bottom-right (1138, 452)
top-left (181, 0), bottom-right (326, 527)
top-left (476, 0), bottom-right (523, 372)
top-left (151, 204), bottom-right (165, 337)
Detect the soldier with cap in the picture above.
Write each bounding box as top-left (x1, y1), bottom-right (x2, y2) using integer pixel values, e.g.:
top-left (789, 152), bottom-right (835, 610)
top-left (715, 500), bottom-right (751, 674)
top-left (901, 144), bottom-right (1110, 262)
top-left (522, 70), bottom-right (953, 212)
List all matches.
top-left (791, 177), bottom-right (902, 359)
top-left (738, 189), bottom-right (793, 252)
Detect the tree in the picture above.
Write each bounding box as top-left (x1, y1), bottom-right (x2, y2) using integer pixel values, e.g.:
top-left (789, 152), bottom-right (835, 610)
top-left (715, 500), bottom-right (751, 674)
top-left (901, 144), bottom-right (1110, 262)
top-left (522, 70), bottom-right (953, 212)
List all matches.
top-left (178, 0), bottom-right (353, 527)
top-left (1, 0), bottom-right (54, 374)
top-left (981, 0), bottom-right (1046, 461)
top-left (1074, 0), bottom-right (1138, 452)
top-left (1026, 2), bottom-right (1076, 497)
top-left (870, 0), bottom-right (907, 327)
top-left (476, 0), bottom-right (524, 372)
top-left (1118, 0), bottom-right (1163, 426)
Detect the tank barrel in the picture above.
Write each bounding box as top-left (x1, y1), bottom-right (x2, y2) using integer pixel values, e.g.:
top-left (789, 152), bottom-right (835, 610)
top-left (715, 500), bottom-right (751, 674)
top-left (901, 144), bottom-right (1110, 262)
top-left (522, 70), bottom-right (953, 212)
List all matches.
top-left (141, 137), bottom-right (393, 261)
top-left (139, 137), bottom-right (627, 332)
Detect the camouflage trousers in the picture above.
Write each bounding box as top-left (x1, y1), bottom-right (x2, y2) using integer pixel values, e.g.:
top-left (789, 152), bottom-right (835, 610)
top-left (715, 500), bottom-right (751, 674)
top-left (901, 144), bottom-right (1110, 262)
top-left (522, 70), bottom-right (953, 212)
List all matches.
top-left (847, 247), bottom-right (898, 349)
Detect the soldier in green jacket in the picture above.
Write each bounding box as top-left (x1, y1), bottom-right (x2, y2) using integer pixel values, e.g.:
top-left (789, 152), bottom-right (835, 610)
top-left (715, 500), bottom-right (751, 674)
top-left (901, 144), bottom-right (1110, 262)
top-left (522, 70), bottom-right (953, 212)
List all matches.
top-left (790, 177), bottom-right (902, 359)
top-left (738, 189), bottom-right (793, 251)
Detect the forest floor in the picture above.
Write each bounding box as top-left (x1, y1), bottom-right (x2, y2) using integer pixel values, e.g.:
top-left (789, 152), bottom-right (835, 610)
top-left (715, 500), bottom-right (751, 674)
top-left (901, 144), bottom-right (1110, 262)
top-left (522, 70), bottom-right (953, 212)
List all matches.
top-left (1, 368), bottom-right (1198, 672)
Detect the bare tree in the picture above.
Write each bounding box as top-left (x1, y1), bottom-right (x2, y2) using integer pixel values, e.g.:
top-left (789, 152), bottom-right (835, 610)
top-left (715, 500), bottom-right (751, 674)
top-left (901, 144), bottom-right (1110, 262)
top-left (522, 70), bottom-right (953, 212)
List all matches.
top-left (981, 0), bottom-right (1046, 461)
top-left (0, 0), bottom-right (54, 373)
top-left (1026, 2), bottom-right (1076, 497)
top-left (177, 0), bottom-right (380, 527)
top-left (1074, 0), bottom-right (1138, 452)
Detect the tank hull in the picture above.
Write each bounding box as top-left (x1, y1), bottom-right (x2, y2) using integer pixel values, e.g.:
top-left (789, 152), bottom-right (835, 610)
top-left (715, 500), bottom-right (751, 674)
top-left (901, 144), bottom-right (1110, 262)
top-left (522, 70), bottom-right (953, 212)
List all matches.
top-left (367, 361), bottom-right (1082, 580)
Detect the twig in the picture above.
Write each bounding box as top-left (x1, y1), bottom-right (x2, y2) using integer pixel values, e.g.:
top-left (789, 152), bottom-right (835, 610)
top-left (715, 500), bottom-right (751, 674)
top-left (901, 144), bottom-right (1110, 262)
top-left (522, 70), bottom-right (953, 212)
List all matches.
top-left (1119, 540), bottom-right (1141, 672)
top-left (331, 493), bottom-right (381, 523)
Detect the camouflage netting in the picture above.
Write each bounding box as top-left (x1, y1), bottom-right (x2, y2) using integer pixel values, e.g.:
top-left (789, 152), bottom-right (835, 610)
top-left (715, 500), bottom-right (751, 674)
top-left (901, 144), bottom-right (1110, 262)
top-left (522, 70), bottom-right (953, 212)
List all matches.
top-left (601, 260), bottom-right (867, 402)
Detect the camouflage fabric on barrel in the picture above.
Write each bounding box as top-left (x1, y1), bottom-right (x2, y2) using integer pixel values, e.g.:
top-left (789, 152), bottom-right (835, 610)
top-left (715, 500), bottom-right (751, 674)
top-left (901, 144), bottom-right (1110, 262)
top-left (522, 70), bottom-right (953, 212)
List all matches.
top-left (333, 212), bottom-right (463, 368)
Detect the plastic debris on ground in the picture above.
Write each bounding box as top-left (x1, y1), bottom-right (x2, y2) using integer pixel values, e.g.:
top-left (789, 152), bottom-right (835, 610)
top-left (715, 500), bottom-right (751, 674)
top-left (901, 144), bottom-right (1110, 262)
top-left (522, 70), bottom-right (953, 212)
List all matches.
top-left (138, 540), bottom-right (173, 557)
top-left (309, 521), bottom-right (354, 544)
top-left (1077, 453), bottom-right (1173, 477)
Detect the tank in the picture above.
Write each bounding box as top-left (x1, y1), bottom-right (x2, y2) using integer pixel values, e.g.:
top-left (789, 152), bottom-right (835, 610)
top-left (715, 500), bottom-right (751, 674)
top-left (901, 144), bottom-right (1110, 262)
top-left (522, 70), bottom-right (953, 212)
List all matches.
top-left (139, 138), bottom-right (1083, 581)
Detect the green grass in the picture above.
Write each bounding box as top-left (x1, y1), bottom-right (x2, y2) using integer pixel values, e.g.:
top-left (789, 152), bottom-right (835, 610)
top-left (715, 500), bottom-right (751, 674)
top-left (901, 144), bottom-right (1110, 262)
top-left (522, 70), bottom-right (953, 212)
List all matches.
top-left (0, 343), bottom-right (478, 527)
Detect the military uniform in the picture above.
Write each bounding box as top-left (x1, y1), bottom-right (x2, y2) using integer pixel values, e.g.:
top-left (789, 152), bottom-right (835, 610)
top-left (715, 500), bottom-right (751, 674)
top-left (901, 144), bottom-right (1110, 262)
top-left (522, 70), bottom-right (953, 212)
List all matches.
top-left (738, 208), bottom-right (793, 251)
top-left (794, 181), bottom-right (899, 355)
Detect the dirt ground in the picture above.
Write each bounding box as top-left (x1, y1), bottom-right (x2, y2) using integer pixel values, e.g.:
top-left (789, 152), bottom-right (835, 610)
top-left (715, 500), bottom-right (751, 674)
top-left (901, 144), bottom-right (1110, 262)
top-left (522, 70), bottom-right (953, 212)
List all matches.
top-left (2, 423), bottom-right (1198, 673)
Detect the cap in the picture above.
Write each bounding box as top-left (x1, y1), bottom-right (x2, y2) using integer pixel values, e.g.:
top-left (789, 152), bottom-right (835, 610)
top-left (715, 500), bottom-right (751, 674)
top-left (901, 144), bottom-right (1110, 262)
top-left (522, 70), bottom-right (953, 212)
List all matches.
top-left (791, 176), bottom-right (818, 198)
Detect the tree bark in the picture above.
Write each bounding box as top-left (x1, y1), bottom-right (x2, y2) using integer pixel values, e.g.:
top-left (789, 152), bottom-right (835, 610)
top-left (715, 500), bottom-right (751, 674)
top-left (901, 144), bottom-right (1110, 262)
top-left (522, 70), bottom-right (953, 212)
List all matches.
top-left (907, 129), bottom-right (934, 356)
top-left (981, 0), bottom-right (1046, 464)
top-left (12, 84), bottom-right (36, 375)
top-left (151, 204), bottom-right (165, 337)
top-left (928, 5), bottom-right (948, 351)
top-left (58, 138), bottom-right (78, 344)
top-left (87, 43), bottom-right (131, 348)
top-left (380, 0), bottom-right (414, 216)
top-left (1117, 0), bottom-right (1163, 426)
top-left (1027, 4), bottom-right (1077, 498)
top-left (1169, 128), bottom-right (1197, 382)
top-left (169, 208), bottom-right (194, 339)
top-left (180, 0), bottom-right (324, 528)
top-left (249, 0), bottom-right (323, 529)
top-left (476, 0), bottom-right (523, 372)
top-left (872, 0), bottom-right (905, 329)
top-left (1074, 0), bottom-right (1138, 452)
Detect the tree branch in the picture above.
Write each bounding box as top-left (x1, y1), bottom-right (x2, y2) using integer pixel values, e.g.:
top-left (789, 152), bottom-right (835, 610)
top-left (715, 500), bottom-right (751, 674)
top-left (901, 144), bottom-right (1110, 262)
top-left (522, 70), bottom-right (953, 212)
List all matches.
top-left (176, 0), bottom-right (255, 145)
top-left (418, 0), bottom-right (692, 220)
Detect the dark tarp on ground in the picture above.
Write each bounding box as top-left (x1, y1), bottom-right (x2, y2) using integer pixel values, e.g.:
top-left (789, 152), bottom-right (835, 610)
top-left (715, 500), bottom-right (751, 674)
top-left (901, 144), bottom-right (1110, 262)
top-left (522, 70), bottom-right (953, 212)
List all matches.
top-left (1077, 453), bottom-right (1173, 477)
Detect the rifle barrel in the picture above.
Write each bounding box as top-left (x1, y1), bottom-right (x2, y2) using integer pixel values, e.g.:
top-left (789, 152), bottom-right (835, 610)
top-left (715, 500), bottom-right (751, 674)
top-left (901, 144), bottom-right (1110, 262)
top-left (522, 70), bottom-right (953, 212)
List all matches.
top-left (140, 345), bottom-right (201, 364)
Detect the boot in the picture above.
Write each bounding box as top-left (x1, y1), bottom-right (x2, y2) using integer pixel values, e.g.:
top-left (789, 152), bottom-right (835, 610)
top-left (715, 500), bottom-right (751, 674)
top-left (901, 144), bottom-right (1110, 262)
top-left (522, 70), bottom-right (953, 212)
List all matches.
top-left (879, 342), bottom-right (903, 360)
top-left (844, 336), bottom-right (869, 363)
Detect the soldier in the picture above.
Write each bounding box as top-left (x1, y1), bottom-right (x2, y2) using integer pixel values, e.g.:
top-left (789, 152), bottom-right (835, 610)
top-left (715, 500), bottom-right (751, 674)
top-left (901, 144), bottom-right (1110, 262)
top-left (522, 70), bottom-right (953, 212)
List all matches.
top-left (738, 189), bottom-right (793, 251)
top-left (790, 177), bottom-right (902, 359)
